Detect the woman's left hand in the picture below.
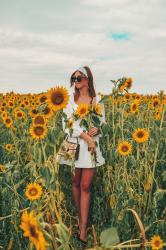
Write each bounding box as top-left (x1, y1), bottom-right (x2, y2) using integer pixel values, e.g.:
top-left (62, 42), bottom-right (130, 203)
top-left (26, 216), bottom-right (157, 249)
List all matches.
top-left (87, 127), bottom-right (99, 137)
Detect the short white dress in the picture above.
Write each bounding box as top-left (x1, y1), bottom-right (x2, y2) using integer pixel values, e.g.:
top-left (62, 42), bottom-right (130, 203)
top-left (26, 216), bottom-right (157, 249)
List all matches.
top-left (57, 91), bottom-right (106, 168)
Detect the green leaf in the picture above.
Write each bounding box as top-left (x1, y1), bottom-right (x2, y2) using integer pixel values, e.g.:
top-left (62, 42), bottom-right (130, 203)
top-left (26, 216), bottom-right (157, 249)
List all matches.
top-left (161, 171), bottom-right (166, 182)
top-left (91, 114), bottom-right (101, 126)
top-left (100, 227), bottom-right (120, 247)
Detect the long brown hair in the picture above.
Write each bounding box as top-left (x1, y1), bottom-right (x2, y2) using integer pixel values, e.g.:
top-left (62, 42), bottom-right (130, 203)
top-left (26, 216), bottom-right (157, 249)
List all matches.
top-left (70, 66), bottom-right (96, 103)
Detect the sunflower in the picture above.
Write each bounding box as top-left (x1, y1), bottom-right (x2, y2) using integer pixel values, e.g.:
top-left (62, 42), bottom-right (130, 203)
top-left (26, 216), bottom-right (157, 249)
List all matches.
top-left (5, 144), bottom-right (13, 152)
top-left (19, 210), bottom-right (47, 250)
top-left (3, 116), bottom-right (13, 128)
top-left (130, 101), bottom-right (139, 113)
top-left (29, 124), bottom-right (47, 140)
top-left (30, 108), bottom-right (39, 118)
top-left (38, 93), bottom-right (48, 104)
top-left (76, 103), bottom-right (90, 118)
top-left (123, 93), bottom-right (131, 101)
top-left (132, 128), bottom-right (149, 143)
top-left (32, 115), bottom-right (46, 126)
top-left (20, 102), bottom-right (26, 109)
top-left (125, 77), bottom-right (133, 89)
top-left (1, 101), bottom-right (7, 107)
top-left (7, 100), bottom-right (14, 109)
top-left (1, 111), bottom-right (8, 119)
top-left (117, 141), bottom-right (132, 156)
top-left (152, 98), bottom-right (161, 109)
top-left (47, 86), bottom-right (69, 111)
top-left (151, 235), bottom-right (163, 250)
top-left (42, 105), bottom-right (54, 119)
top-left (0, 106), bottom-right (5, 112)
top-left (25, 183), bottom-right (43, 201)
top-left (93, 103), bottom-right (102, 115)
top-left (14, 109), bottom-right (25, 120)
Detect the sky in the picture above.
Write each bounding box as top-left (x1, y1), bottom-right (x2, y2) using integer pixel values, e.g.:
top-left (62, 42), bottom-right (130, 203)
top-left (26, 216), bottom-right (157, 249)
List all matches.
top-left (0, 0), bottom-right (166, 95)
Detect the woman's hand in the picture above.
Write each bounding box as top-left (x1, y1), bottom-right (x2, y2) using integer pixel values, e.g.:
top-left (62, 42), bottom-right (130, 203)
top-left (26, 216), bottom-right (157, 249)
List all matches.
top-left (87, 127), bottom-right (99, 137)
top-left (87, 137), bottom-right (96, 155)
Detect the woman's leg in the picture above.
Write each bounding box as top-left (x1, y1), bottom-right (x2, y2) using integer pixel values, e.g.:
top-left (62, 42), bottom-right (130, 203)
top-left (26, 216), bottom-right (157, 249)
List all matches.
top-left (71, 168), bottom-right (82, 230)
top-left (80, 168), bottom-right (96, 241)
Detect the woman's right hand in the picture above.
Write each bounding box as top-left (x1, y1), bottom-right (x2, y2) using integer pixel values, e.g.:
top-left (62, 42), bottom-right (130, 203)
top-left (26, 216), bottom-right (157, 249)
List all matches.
top-left (87, 137), bottom-right (96, 154)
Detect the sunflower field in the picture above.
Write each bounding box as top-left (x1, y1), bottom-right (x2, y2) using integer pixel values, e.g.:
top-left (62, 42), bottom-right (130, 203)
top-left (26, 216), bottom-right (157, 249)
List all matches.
top-left (0, 77), bottom-right (166, 250)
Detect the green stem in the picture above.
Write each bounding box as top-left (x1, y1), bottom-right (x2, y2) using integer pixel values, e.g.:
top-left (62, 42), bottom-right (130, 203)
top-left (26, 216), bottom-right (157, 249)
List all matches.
top-left (146, 105), bottom-right (165, 214)
top-left (40, 139), bottom-right (47, 162)
top-left (112, 95), bottom-right (115, 146)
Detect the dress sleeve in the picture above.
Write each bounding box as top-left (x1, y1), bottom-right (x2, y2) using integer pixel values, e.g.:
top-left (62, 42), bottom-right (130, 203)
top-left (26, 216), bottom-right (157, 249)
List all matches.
top-left (62, 96), bottom-right (84, 138)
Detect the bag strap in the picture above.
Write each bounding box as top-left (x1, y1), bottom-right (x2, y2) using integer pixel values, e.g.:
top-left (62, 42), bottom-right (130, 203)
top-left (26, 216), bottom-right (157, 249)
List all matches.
top-left (65, 133), bottom-right (79, 144)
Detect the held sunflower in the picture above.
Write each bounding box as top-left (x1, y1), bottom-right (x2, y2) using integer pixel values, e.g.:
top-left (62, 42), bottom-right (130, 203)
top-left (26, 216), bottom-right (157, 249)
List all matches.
top-left (75, 103), bottom-right (90, 118)
top-left (93, 103), bottom-right (102, 115)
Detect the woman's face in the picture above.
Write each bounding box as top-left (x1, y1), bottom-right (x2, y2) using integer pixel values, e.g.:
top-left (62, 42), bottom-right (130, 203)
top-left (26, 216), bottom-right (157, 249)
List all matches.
top-left (73, 71), bottom-right (89, 90)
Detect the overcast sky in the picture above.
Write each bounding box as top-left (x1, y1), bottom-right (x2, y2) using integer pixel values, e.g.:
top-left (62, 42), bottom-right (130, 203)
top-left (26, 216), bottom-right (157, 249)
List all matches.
top-left (0, 0), bottom-right (165, 95)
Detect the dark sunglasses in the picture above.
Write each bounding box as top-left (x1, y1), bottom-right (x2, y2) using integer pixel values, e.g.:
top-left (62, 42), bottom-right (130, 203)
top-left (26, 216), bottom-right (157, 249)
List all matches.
top-left (71, 75), bottom-right (87, 83)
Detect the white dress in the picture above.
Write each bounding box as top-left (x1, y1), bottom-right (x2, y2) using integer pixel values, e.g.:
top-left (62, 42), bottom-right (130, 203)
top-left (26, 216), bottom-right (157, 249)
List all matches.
top-left (57, 91), bottom-right (106, 168)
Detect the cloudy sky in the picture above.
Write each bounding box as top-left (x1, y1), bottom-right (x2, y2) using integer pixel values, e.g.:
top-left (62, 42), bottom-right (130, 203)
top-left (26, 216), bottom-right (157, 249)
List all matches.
top-left (0, 0), bottom-right (165, 94)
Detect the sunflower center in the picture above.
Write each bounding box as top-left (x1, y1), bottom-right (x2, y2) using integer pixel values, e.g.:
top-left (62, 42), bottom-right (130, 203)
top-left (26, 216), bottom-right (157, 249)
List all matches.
top-left (137, 131), bottom-right (144, 138)
top-left (32, 109), bottom-right (38, 115)
top-left (121, 145), bottom-right (129, 152)
top-left (34, 126), bottom-right (44, 136)
top-left (154, 240), bottom-right (160, 247)
top-left (40, 95), bottom-right (47, 103)
top-left (29, 188), bottom-right (38, 196)
top-left (125, 94), bottom-right (130, 99)
top-left (6, 118), bottom-right (11, 124)
top-left (34, 116), bottom-right (45, 125)
top-left (80, 108), bottom-right (86, 114)
top-left (51, 93), bottom-right (64, 105)
top-left (153, 101), bottom-right (159, 107)
top-left (17, 112), bottom-right (23, 117)
top-left (29, 224), bottom-right (39, 238)
top-left (43, 107), bottom-right (51, 115)
top-left (132, 104), bottom-right (137, 110)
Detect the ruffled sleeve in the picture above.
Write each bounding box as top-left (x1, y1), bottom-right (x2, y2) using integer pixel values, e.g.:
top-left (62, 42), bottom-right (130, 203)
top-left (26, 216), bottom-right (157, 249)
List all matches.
top-left (62, 94), bottom-right (84, 138)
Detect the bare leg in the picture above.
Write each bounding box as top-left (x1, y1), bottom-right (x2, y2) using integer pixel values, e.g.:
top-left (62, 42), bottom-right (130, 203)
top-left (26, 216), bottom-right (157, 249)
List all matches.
top-left (71, 168), bottom-right (82, 230)
top-left (80, 168), bottom-right (96, 241)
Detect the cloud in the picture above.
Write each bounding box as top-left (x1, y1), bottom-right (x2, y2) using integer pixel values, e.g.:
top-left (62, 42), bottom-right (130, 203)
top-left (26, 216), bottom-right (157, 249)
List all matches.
top-left (0, 0), bottom-right (165, 94)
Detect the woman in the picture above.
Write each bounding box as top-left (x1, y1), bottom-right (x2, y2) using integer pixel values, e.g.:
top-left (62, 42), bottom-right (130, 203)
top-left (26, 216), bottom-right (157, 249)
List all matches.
top-left (59, 66), bottom-right (106, 246)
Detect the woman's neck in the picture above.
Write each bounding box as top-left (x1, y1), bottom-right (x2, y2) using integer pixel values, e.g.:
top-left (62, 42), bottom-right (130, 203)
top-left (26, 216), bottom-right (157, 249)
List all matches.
top-left (78, 88), bottom-right (90, 97)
